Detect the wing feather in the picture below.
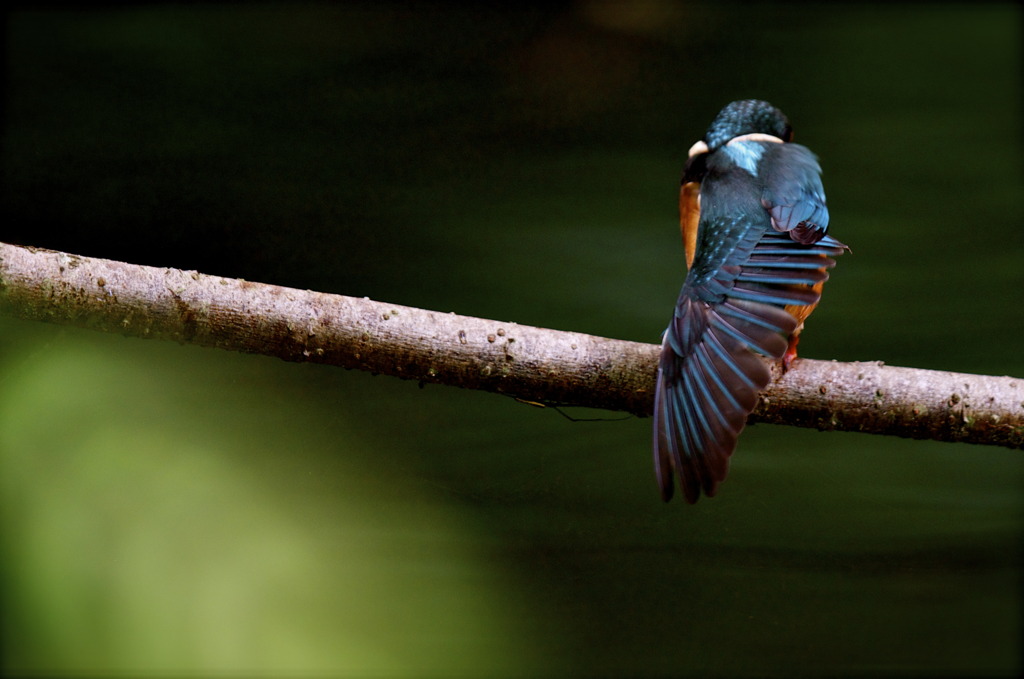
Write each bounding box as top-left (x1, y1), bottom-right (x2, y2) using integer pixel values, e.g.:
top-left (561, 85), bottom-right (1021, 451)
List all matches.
top-left (654, 169), bottom-right (847, 502)
top-left (760, 144), bottom-right (830, 243)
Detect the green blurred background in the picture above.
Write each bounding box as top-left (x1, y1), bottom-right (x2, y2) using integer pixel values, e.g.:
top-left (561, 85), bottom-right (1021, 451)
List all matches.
top-left (1, 2), bottom-right (1021, 676)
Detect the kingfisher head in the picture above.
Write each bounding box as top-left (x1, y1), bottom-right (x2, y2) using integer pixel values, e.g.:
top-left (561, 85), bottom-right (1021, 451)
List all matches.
top-left (691, 100), bottom-right (793, 157)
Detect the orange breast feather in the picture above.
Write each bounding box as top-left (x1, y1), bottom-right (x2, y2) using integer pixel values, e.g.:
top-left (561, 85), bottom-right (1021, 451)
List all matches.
top-left (679, 181), bottom-right (701, 270)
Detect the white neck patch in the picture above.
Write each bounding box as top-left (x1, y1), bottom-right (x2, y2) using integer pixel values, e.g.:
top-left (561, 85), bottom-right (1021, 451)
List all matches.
top-left (728, 133), bottom-right (785, 145)
top-left (722, 133), bottom-right (784, 175)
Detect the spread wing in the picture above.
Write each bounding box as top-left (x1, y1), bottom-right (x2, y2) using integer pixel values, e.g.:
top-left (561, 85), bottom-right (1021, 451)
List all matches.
top-left (654, 145), bottom-right (845, 503)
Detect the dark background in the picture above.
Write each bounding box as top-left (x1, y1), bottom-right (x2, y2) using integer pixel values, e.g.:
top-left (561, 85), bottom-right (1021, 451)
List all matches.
top-left (2, 3), bottom-right (1021, 676)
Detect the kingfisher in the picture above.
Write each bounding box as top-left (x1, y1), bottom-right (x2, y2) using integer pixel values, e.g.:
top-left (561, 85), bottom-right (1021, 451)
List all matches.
top-left (654, 99), bottom-right (847, 503)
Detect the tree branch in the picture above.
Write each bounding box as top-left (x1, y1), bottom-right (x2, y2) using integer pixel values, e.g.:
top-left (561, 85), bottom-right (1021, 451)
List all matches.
top-left (1, 242), bottom-right (1021, 449)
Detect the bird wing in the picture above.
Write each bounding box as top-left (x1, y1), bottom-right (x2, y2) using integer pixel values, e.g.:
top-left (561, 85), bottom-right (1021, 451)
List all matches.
top-left (654, 167), bottom-right (845, 503)
top-left (759, 143), bottom-right (831, 245)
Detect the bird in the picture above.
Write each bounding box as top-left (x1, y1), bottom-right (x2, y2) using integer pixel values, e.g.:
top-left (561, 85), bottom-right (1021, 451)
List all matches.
top-left (654, 99), bottom-right (847, 503)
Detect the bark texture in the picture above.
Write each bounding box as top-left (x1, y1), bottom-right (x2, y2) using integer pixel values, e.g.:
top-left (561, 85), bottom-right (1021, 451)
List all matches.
top-left (1, 242), bottom-right (1021, 449)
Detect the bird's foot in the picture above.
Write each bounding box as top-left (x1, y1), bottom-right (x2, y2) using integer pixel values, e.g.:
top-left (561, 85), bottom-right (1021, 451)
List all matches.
top-left (780, 334), bottom-right (802, 374)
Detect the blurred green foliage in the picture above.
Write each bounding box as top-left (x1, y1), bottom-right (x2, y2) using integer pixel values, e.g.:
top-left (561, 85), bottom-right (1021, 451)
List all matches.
top-left (2, 2), bottom-right (1021, 676)
top-left (0, 323), bottom-right (548, 673)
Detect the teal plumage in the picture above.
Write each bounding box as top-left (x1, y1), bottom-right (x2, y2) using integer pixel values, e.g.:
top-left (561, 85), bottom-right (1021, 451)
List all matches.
top-left (654, 100), bottom-right (847, 503)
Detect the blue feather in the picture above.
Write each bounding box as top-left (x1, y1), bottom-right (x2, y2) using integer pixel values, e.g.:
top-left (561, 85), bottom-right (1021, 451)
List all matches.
top-left (716, 301), bottom-right (795, 334)
top-left (654, 108), bottom-right (848, 502)
top-left (704, 331), bottom-right (761, 391)
top-left (734, 271), bottom-right (827, 285)
top-left (722, 140), bottom-right (767, 175)
top-left (686, 356), bottom-right (733, 431)
top-left (727, 286), bottom-right (815, 307)
top-left (694, 344), bottom-right (745, 413)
